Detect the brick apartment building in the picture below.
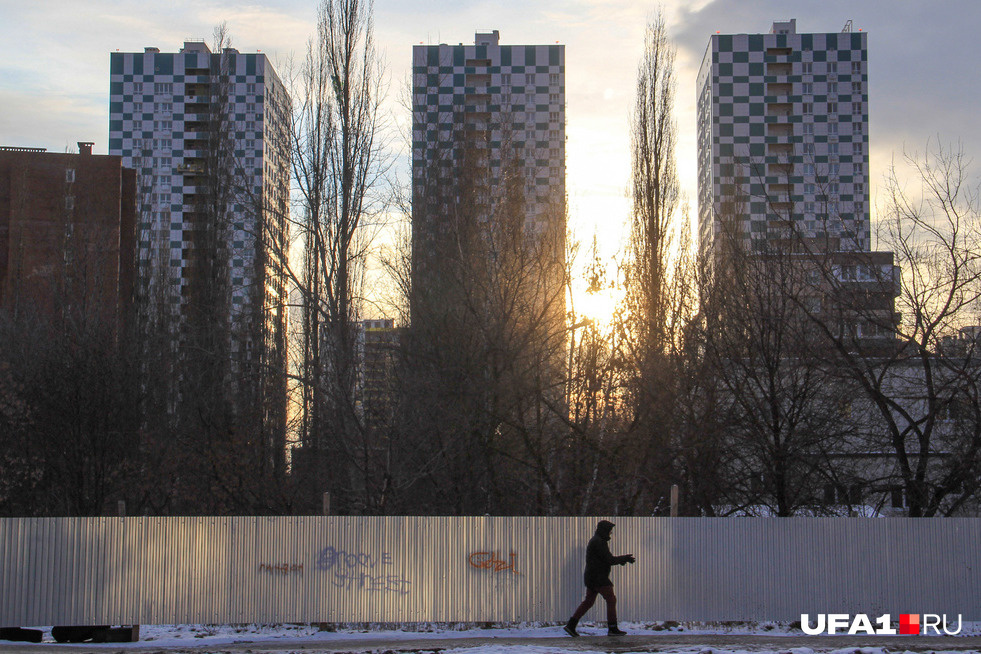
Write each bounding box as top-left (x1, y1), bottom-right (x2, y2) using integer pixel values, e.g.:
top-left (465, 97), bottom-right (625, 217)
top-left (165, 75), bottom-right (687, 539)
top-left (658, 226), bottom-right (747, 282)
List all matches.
top-left (0, 142), bottom-right (136, 330)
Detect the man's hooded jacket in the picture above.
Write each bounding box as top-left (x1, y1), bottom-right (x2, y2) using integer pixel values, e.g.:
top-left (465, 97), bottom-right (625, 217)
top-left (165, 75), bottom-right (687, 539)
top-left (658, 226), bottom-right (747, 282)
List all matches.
top-left (583, 520), bottom-right (632, 589)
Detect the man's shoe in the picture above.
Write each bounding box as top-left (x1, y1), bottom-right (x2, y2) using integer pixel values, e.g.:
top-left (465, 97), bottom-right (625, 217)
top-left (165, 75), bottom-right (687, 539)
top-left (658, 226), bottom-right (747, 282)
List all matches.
top-left (563, 622), bottom-right (580, 638)
top-left (608, 626), bottom-right (627, 636)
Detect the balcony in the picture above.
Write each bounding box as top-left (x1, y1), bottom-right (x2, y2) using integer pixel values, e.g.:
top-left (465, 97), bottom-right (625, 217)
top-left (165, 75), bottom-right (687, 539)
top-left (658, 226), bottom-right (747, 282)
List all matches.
top-left (176, 162), bottom-right (204, 175)
top-left (767, 82), bottom-right (792, 99)
top-left (770, 162), bottom-right (793, 176)
top-left (767, 103), bottom-right (792, 117)
top-left (185, 83), bottom-right (210, 99)
top-left (767, 142), bottom-right (793, 157)
top-left (466, 73), bottom-right (491, 87)
top-left (766, 62), bottom-right (793, 77)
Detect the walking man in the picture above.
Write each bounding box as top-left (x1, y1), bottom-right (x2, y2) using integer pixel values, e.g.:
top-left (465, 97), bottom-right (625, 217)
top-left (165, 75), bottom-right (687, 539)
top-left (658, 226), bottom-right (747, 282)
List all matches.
top-left (564, 519), bottom-right (635, 637)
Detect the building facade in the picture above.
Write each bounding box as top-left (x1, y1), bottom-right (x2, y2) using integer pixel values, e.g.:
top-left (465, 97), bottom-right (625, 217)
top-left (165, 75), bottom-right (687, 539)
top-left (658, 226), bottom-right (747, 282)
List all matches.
top-left (0, 142), bottom-right (136, 331)
top-left (411, 30), bottom-right (566, 322)
top-left (697, 19), bottom-right (870, 260)
top-left (357, 318), bottom-right (401, 432)
top-left (109, 41), bottom-right (290, 462)
top-left (109, 41), bottom-right (289, 348)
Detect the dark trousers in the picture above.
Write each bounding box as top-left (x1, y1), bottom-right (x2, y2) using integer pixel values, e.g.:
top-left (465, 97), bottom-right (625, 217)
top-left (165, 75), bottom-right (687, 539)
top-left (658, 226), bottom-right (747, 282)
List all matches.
top-left (571, 585), bottom-right (617, 624)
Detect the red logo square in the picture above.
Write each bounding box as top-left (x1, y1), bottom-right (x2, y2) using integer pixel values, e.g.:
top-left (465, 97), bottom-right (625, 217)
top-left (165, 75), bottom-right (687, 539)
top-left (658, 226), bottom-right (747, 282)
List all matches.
top-left (900, 614), bottom-right (920, 635)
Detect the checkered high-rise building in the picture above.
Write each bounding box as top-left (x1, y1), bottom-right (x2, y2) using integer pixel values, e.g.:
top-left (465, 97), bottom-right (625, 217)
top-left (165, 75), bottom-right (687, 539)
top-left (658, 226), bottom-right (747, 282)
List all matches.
top-left (109, 41), bottom-right (289, 324)
top-left (411, 30), bottom-right (566, 320)
top-left (109, 40), bottom-right (288, 350)
top-left (697, 19), bottom-right (870, 260)
top-left (109, 41), bottom-right (290, 450)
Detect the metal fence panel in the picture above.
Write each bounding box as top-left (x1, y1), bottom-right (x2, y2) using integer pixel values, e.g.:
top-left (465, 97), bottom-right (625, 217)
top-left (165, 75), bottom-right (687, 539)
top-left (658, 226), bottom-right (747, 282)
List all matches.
top-left (1, 517), bottom-right (979, 625)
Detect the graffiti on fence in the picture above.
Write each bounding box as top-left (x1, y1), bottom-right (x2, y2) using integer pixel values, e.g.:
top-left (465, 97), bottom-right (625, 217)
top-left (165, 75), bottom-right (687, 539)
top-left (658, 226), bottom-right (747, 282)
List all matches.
top-left (316, 545), bottom-right (410, 595)
top-left (468, 550), bottom-right (520, 575)
top-left (259, 563), bottom-right (303, 575)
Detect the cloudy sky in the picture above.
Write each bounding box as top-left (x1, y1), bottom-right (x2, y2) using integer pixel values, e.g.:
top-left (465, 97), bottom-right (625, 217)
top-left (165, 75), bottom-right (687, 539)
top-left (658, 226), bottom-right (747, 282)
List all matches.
top-left (2, 0), bottom-right (979, 288)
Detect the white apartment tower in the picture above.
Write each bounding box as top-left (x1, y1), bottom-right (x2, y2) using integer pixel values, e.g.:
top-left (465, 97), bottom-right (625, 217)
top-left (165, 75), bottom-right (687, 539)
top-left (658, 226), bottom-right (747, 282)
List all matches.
top-left (109, 41), bottom-right (290, 449)
top-left (697, 19), bottom-right (870, 260)
top-left (410, 30), bottom-right (566, 317)
top-left (109, 41), bottom-right (289, 353)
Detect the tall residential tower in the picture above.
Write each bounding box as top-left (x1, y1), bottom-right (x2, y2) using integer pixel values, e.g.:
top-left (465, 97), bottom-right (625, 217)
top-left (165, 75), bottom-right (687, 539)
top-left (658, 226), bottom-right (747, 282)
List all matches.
top-left (697, 19), bottom-right (870, 260)
top-left (109, 41), bottom-right (290, 460)
top-left (410, 30), bottom-right (566, 322)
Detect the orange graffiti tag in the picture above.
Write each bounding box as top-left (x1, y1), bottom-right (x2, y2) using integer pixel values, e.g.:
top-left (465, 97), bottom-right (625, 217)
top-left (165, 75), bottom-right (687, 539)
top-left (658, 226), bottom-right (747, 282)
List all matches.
top-left (468, 551), bottom-right (520, 575)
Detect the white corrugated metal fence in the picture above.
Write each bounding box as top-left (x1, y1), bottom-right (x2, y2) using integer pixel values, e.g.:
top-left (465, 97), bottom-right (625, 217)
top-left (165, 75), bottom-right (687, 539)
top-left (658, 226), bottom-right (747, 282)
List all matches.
top-left (1, 517), bottom-right (979, 626)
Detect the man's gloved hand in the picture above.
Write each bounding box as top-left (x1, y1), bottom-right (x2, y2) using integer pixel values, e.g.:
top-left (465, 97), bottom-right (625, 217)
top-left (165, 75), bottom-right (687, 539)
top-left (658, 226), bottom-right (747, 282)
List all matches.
top-left (625, 554), bottom-right (636, 564)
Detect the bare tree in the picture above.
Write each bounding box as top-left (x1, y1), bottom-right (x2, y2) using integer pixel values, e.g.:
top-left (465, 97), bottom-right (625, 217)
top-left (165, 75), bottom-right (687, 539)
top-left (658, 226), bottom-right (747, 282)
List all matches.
top-left (285, 0), bottom-right (389, 513)
top-left (616, 8), bottom-right (689, 513)
top-left (698, 225), bottom-right (863, 516)
top-left (628, 8), bottom-right (681, 352)
top-left (799, 143), bottom-right (981, 516)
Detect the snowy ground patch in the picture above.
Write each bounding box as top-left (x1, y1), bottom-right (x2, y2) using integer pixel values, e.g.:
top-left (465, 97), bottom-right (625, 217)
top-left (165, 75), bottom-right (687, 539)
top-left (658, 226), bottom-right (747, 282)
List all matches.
top-left (4, 621), bottom-right (981, 652)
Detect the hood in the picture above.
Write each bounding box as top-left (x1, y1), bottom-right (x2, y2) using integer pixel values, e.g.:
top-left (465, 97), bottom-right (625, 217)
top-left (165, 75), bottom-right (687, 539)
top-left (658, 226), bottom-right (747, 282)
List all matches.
top-left (595, 519), bottom-right (615, 540)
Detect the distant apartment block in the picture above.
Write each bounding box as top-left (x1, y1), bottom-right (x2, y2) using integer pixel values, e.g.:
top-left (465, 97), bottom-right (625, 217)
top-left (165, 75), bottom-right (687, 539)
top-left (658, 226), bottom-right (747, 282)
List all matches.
top-left (411, 30), bottom-right (566, 320)
top-left (0, 142), bottom-right (136, 329)
top-left (697, 19), bottom-right (870, 260)
top-left (108, 41), bottom-right (289, 348)
top-left (357, 319), bottom-right (401, 430)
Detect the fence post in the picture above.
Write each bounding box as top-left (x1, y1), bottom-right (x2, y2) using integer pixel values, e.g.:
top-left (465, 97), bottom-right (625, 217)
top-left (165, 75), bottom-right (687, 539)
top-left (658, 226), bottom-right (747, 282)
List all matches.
top-left (670, 484), bottom-right (679, 517)
top-left (319, 491), bottom-right (332, 632)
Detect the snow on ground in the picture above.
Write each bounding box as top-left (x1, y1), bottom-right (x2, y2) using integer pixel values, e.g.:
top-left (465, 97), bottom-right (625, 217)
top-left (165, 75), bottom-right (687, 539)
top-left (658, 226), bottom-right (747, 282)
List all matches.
top-left (7, 622), bottom-right (981, 652)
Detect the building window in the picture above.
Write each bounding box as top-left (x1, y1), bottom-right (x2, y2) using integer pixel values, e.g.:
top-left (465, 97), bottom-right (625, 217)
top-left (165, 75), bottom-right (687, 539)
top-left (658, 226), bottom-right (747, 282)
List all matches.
top-left (525, 73), bottom-right (535, 85)
top-left (852, 82), bottom-right (861, 94)
top-left (65, 196), bottom-right (74, 211)
top-left (803, 143), bottom-right (815, 155)
top-left (801, 82), bottom-right (813, 95)
top-left (549, 73), bottom-right (559, 86)
top-left (829, 143), bottom-right (839, 155)
top-left (829, 122), bottom-right (838, 135)
top-left (804, 163), bottom-right (815, 176)
top-left (852, 62), bottom-right (862, 74)
top-left (65, 169), bottom-right (75, 183)
top-left (802, 123), bottom-right (814, 136)
top-left (852, 142), bottom-right (862, 155)
top-left (853, 122), bottom-right (863, 134)
top-left (154, 82), bottom-right (173, 94)
top-left (828, 102), bottom-right (838, 113)
top-left (852, 102), bottom-right (862, 114)
top-left (828, 82), bottom-right (838, 95)
top-left (549, 93), bottom-right (560, 104)
top-left (804, 183), bottom-right (815, 195)
top-left (801, 62), bottom-right (813, 74)
top-left (802, 102), bottom-right (813, 115)
top-left (502, 73), bottom-right (511, 87)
